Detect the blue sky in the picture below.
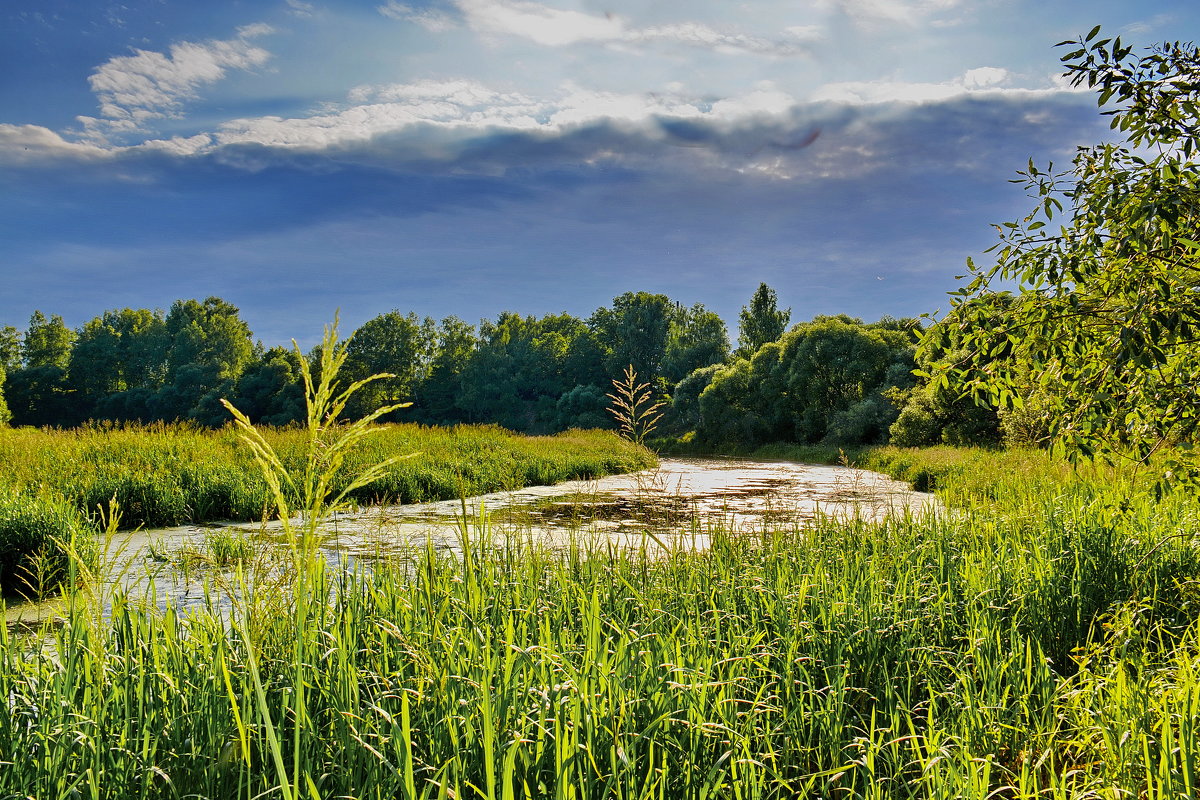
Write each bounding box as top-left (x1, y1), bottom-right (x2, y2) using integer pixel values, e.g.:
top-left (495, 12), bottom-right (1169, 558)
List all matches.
top-left (2, 1), bottom-right (1196, 347)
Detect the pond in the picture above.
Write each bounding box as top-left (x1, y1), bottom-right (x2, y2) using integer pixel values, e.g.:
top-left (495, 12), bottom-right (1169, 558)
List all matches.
top-left (4, 457), bottom-right (935, 629)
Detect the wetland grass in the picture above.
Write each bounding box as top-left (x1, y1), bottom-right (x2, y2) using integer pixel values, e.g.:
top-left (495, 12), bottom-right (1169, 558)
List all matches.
top-left (0, 408), bottom-right (651, 596)
top-left (4, 335), bottom-right (1200, 796)
top-left (4, 464), bottom-right (1200, 798)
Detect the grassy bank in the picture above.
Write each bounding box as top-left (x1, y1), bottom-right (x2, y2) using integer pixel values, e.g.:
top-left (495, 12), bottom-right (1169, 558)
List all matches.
top-left (652, 433), bottom-right (861, 466)
top-left (4, 444), bottom-right (1200, 797)
top-left (0, 423), bottom-right (653, 596)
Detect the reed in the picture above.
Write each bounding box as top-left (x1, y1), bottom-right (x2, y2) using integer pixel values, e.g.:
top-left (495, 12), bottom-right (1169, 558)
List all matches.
top-left (0, 415), bottom-right (652, 596)
top-left (3, 355), bottom-right (1200, 796)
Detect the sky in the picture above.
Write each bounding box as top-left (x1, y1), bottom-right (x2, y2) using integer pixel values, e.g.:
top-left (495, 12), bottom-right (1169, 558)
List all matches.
top-left (2, 1), bottom-right (1197, 348)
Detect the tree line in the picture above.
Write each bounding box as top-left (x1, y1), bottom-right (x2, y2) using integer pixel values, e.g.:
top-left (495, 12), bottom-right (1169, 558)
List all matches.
top-left (0, 285), bottom-right (1001, 447)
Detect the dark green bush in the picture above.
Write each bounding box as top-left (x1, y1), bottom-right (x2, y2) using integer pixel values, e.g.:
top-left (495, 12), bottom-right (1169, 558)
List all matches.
top-left (0, 490), bottom-right (93, 597)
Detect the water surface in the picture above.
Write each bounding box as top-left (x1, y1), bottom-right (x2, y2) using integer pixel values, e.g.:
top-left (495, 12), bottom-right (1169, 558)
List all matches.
top-left (4, 457), bottom-right (934, 628)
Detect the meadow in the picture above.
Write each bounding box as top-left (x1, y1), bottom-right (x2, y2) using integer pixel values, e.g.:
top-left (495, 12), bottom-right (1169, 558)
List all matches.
top-left (0, 422), bottom-right (654, 596)
top-left (3, 439), bottom-right (1200, 798)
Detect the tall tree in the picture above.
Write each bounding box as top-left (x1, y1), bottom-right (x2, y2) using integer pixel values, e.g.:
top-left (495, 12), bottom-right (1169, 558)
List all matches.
top-left (0, 327), bottom-right (20, 373)
top-left (6, 312), bottom-right (75, 426)
top-left (457, 312), bottom-right (592, 430)
top-left (929, 29), bottom-right (1200, 484)
top-left (663, 303), bottom-right (730, 386)
top-left (22, 311), bottom-right (74, 369)
top-left (736, 283), bottom-right (790, 358)
top-left (590, 292), bottom-right (678, 387)
top-left (342, 311), bottom-right (435, 419)
top-left (151, 297), bottom-right (254, 422)
top-left (68, 308), bottom-right (168, 404)
top-left (416, 316), bottom-right (478, 424)
top-left (164, 297), bottom-right (254, 383)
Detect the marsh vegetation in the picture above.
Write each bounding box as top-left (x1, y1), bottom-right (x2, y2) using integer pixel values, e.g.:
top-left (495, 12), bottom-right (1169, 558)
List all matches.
top-left (4, 26), bottom-right (1200, 800)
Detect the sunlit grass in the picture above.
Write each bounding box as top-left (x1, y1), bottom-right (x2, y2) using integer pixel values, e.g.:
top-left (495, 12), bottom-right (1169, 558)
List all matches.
top-left (0, 421), bottom-right (653, 596)
top-left (3, 340), bottom-right (1200, 797)
top-left (3, 465), bottom-right (1200, 797)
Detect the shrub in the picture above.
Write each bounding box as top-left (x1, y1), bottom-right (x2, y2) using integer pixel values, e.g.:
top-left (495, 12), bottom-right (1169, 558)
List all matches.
top-left (0, 489), bottom-right (92, 597)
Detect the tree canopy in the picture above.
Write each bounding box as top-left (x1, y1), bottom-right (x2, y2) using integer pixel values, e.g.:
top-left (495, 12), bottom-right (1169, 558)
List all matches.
top-left (927, 28), bottom-right (1200, 483)
top-left (736, 283), bottom-right (790, 358)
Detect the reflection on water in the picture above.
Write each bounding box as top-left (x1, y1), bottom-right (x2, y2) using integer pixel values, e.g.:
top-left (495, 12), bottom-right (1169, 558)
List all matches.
top-left (4, 457), bottom-right (935, 629)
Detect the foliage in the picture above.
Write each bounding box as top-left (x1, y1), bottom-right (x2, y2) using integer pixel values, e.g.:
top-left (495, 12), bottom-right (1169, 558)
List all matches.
top-left (661, 303), bottom-right (729, 385)
top-left (590, 291), bottom-right (677, 387)
top-left (736, 281), bottom-right (790, 357)
top-left (0, 326), bottom-right (22, 373)
top-left (68, 308), bottom-right (167, 397)
top-left (22, 311), bottom-right (74, 369)
top-left (927, 28), bottom-right (1200, 483)
top-left (5, 364), bottom-right (74, 427)
top-left (0, 489), bottom-right (91, 598)
top-left (455, 312), bottom-right (600, 431)
top-left (342, 310), bottom-right (435, 420)
top-left (694, 316), bottom-right (916, 447)
top-left (414, 316), bottom-right (478, 424)
top-left (7, 448), bottom-right (1200, 796)
top-left (665, 363), bottom-right (721, 434)
top-left (889, 319), bottom-right (1001, 447)
top-left (216, 346), bottom-right (307, 427)
top-left (550, 383), bottom-right (611, 431)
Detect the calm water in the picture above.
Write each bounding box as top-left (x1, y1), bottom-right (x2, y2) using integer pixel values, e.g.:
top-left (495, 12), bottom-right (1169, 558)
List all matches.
top-left (4, 457), bottom-right (934, 629)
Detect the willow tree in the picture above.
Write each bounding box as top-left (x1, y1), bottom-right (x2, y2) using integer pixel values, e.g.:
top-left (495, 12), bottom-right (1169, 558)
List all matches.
top-left (927, 28), bottom-right (1200, 486)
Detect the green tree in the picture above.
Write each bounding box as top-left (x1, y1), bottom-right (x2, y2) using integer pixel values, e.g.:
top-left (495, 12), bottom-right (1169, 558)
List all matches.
top-left (149, 297), bottom-right (254, 422)
top-left (415, 316), bottom-right (478, 424)
top-left (22, 311), bottom-right (74, 369)
top-left (666, 363), bottom-right (722, 434)
top-left (164, 297), bottom-right (254, 383)
top-left (928, 29), bottom-right (1200, 481)
top-left (202, 346), bottom-right (305, 427)
top-left (68, 308), bottom-right (168, 414)
top-left (590, 292), bottom-right (678, 388)
top-left (6, 312), bottom-right (75, 426)
top-left (736, 283), bottom-right (790, 358)
top-left (0, 327), bottom-right (20, 373)
top-left (698, 317), bottom-right (914, 446)
top-left (457, 312), bottom-right (591, 430)
top-left (5, 366), bottom-right (75, 427)
top-left (342, 311), bottom-right (434, 419)
top-left (662, 303), bottom-right (730, 386)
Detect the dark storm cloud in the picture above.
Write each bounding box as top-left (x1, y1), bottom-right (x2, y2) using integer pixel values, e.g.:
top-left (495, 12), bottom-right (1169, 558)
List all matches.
top-left (0, 88), bottom-right (1108, 343)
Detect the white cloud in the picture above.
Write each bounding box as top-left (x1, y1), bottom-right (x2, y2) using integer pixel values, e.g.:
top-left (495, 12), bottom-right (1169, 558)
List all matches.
top-left (380, 0), bottom-right (817, 56)
top-left (0, 124), bottom-right (112, 165)
top-left (286, 0), bottom-right (316, 17)
top-left (210, 79), bottom-right (717, 152)
top-left (457, 0), bottom-right (622, 46)
top-left (962, 67), bottom-right (1008, 89)
top-left (378, 1), bottom-right (458, 31)
top-left (813, 67), bottom-right (1037, 105)
top-left (77, 24), bottom-right (274, 142)
top-left (630, 23), bottom-right (817, 56)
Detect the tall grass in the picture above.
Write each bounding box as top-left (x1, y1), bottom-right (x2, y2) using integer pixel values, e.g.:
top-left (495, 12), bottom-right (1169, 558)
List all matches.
top-left (0, 417), bottom-right (651, 596)
top-left (4, 351), bottom-right (1200, 796)
top-left (4, 467), bottom-right (1200, 797)
top-left (0, 423), bottom-right (653, 530)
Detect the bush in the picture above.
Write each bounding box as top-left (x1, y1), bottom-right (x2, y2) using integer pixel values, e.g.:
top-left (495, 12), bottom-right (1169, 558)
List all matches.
top-left (0, 490), bottom-right (92, 598)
